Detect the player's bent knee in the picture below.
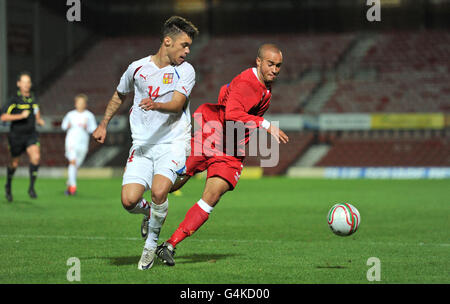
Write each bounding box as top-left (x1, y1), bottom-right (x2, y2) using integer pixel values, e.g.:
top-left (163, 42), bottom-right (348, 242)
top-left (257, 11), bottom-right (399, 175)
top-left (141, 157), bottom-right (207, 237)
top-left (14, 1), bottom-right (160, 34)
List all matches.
top-left (121, 183), bottom-right (146, 211)
top-left (10, 160), bottom-right (19, 168)
top-left (151, 188), bottom-right (168, 205)
top-left (121, 192), bottom-right (140, 211)
top-left (29, 152), bottom-right (40, 164)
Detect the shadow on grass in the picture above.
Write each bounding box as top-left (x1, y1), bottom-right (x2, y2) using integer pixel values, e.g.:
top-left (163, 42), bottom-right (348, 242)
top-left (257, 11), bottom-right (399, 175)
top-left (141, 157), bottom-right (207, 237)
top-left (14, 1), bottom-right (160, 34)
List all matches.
top-left (83, 252), bottom-right (239, 266)
top-left (176, 253), bottom-right (239, 265)
top-left (2, 199), bottom-right (38, 206)
top-left (316, 260), bottom-right (352, 269)
top-left (315, 265), bottom-right (348, 269)
top-left (80, 255), bottom-right (140, 266)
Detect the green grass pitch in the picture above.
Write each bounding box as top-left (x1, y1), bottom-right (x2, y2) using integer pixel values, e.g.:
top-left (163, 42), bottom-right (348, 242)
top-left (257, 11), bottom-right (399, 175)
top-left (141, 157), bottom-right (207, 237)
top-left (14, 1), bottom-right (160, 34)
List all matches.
top-left (0, 177), bottom-right (449, 284)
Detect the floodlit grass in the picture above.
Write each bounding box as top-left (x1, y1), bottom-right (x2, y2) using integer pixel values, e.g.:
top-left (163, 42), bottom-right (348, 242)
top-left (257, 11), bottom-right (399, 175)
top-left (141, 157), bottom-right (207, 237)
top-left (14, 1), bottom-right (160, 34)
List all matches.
top-left (0, 177), bottom-right (449, 283)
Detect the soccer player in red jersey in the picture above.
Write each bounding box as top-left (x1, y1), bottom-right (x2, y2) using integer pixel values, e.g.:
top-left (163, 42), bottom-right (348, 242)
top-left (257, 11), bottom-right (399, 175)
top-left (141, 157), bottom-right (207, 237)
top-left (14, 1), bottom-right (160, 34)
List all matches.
top-left (155, 44), bottom-right (289, 266)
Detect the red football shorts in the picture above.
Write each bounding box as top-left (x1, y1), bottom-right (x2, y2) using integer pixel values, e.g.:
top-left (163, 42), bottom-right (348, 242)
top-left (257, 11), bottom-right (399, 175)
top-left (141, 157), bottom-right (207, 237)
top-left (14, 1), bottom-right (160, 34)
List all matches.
top-left (185, 153), bottom-right (243, 190)
top-left (185, 103), bottom-right (244, 190)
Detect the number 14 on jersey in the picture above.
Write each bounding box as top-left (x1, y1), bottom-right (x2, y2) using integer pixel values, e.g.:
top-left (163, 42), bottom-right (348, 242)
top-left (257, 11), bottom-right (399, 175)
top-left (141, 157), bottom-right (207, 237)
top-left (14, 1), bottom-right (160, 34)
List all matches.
top-left (148, 86), bottom-right (160, 99)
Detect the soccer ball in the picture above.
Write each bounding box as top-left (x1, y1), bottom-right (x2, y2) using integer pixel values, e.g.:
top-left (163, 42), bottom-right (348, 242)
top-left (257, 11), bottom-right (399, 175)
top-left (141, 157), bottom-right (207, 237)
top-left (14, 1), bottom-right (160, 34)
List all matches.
top-left (327, 203), bottom-right (360, 236)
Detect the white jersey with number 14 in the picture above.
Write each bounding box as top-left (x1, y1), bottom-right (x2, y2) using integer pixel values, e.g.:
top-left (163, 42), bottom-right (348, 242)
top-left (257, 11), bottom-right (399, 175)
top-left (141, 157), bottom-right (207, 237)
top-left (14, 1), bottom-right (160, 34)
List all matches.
top-left (116, 55), bottom-right (196, 147)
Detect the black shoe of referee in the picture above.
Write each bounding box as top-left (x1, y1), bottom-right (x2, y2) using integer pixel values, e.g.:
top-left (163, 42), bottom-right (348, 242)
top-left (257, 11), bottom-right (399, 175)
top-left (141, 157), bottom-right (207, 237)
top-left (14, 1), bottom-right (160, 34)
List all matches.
top-left (5, 184), bottom-right (13, 202)
top-left (28, 187), bottom-right (37, 199)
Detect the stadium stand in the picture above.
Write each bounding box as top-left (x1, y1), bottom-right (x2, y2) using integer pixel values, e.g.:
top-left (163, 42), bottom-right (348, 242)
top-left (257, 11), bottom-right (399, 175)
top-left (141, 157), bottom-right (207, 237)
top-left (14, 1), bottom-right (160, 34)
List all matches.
top-left (244, 131), bottom-right (314, 175)
top-left (315, 31), bottom-right (450, 168)
top-left (322, 31), bottom-right (450, 113)
top-left (315, 130), bottom-right (450, 167)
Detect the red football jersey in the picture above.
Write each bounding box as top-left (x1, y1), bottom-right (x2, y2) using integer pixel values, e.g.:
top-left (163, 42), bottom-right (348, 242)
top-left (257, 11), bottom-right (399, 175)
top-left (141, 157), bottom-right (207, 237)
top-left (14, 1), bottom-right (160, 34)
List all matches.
top-left (192, 67), bottom-right (271, 159)
top-left (217, 67), bottom-right (271, 129)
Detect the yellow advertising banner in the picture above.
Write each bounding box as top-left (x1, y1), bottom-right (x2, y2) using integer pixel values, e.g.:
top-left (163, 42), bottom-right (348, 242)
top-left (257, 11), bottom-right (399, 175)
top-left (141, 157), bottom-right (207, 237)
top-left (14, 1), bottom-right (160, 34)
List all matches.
top-left (371, 113), bottom-right (445, 129)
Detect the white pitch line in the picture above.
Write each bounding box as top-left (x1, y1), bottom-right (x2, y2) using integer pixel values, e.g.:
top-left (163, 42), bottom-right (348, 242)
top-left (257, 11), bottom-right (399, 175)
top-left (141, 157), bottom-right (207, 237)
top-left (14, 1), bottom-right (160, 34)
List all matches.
top-left (0, 234), bottom-right (448, 247)
top-left (0, 234), bottom-right (140, 241)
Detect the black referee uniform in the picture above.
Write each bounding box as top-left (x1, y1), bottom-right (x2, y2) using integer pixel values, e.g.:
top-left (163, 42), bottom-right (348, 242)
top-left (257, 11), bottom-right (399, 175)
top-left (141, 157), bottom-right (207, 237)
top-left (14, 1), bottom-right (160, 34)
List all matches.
top-left (2, 90), bottom-right (41, 200)
top-left (3, 90), bottom-right (40, 156)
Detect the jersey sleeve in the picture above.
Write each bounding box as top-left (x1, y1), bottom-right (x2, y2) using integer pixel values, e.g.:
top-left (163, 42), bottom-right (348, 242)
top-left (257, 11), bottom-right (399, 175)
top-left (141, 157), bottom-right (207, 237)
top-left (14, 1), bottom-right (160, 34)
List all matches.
top-left (32, 97), bottom-right (40, 114)
top-left (174, 63), bottom-right (196, 98)
top-left (116, 63), bottom-right (136, 94)
top-left (86, 112), bottom-right (98, 134)
top-left (1, 98), bottom-right (14, 115)
top-left (224, 81), bottom-right (265, 128)
top-left (61, 112), bottom-right (71, 131)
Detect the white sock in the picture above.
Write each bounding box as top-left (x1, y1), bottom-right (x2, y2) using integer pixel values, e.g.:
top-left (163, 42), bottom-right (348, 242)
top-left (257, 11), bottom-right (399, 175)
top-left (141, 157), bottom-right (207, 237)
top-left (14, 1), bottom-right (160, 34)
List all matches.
top-left (68, 164), bottom-right (77, 187)
top-left (145, 200), bottom-right (169, 249)
top-left (128, 198), bottom-right (150, 215)
top-left (197, 199), bottom-right (214, 214)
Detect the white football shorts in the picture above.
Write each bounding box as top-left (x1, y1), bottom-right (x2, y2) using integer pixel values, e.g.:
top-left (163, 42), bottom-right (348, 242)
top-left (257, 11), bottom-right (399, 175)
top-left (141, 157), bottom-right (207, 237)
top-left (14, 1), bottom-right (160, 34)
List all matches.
top-left (65, 145), bottom-right (88, 167)
top-left (122, 141), bottom-right (189, 191)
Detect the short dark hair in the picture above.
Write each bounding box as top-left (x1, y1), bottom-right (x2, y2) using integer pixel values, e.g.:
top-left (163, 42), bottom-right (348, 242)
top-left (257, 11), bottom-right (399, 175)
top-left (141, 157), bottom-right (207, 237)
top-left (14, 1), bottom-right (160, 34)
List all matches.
top-left (257, 44), bottom-right (282, 60)
top-left (161, 16), bottom-right (199, 41)
top-left (17, 71), bottom-right (32, 82)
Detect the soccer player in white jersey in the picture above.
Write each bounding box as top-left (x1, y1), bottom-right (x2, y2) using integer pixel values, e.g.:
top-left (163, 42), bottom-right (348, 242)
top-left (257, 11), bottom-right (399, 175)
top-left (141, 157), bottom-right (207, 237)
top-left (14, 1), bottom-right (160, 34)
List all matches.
top-left (92, 16), bottom-right (199, 270)
top-left (61, 94), bottom-right (97, 195)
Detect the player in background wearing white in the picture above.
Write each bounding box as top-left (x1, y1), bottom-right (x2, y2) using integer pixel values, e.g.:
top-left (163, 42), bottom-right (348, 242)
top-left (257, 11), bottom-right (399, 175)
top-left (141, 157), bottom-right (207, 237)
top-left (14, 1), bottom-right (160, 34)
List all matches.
top-left (92, 16), bottom-right (199, 270)
top-left (61, 94), bottom-right (97, 196)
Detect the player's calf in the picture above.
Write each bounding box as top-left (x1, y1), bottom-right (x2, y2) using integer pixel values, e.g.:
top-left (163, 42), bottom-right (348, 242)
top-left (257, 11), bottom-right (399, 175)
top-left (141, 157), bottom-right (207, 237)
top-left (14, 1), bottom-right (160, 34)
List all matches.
top-left (160, 177), bottom-right (229, 265)
top-left (201, 190), bottom-right (223, 207)
top-left (121, 185), bottom-right (151, 238)
top-left (157, 200), bottom-right (213, 266)
top-left (164, 199), bottom-right (213, 250)
top-left (143, 175), bottom-right (172, 249)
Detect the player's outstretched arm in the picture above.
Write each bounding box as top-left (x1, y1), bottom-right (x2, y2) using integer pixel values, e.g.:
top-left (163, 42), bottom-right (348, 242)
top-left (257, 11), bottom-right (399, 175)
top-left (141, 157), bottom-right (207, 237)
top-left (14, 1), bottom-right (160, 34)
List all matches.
top-left (93, 91), bottom-right (126, 143)
top-left (1, 110), bottom-right (30, 122)
top-left (265, 122), bottom-right (289, 144)
top-left (35, 111), bottom-right (45, 126)
top-left (139, 91), bottom-right (187, 114)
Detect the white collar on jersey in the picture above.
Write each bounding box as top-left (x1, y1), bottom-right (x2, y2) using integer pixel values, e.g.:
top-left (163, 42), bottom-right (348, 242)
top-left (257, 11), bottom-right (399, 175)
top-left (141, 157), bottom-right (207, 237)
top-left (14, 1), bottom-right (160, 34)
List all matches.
top-left (149, 55), bottom-right (179, 69)
top-left (252, 67), bottom-right (270, 92)
top-left (252, 67), bottom-right (258, 79)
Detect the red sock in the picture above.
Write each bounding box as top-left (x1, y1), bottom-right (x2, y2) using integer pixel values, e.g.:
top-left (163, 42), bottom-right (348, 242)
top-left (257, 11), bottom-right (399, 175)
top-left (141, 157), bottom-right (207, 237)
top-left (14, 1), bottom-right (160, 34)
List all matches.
top-left (167, 203), bottom-right (209, 247)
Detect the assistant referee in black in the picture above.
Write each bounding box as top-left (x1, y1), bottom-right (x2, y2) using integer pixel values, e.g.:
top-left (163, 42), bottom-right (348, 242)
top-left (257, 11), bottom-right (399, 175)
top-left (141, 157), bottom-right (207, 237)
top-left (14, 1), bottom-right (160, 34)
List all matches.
top-left (1, 72), bottom-right (45, 202)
